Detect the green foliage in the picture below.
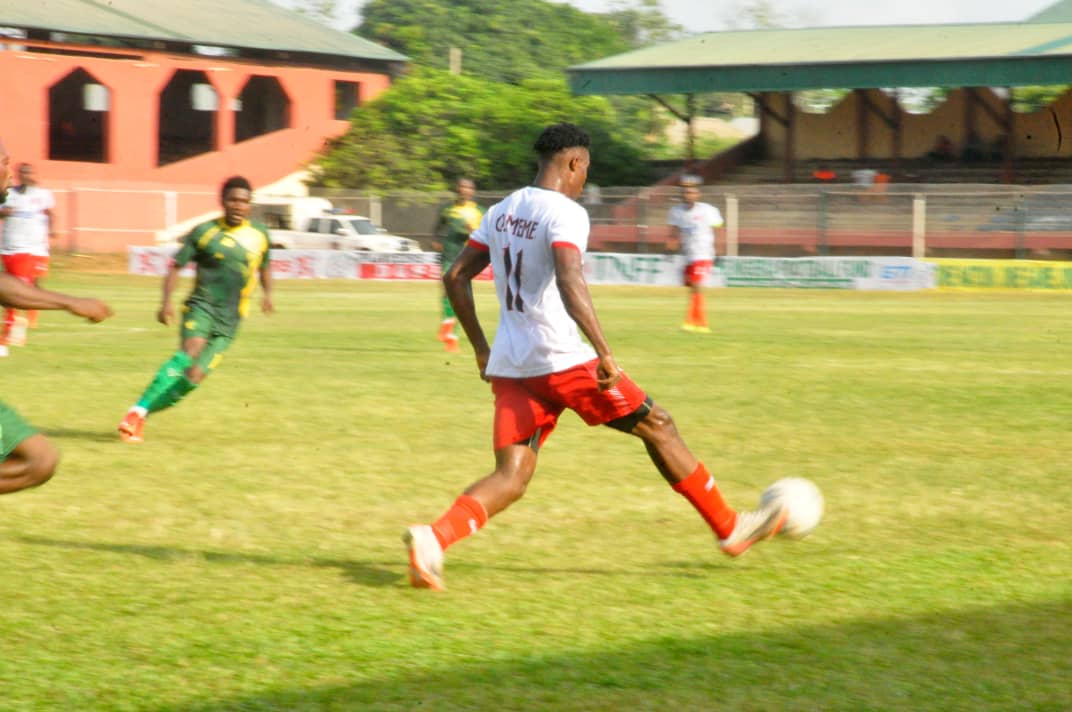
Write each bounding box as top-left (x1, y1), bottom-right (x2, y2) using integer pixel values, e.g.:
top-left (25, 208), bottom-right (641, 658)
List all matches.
top-left (313, 68), bottom-right (653, 190)
top-left (604, 0), bottom-right (683, 48)
top-left (358, 0), bottom-right (631, 84)
top-left (1012, 85), bottom-right (1071, 113)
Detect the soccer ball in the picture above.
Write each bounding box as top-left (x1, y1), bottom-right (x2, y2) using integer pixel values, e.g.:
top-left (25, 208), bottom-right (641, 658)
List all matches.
top-left (760, 477), bottom-right (824, 539)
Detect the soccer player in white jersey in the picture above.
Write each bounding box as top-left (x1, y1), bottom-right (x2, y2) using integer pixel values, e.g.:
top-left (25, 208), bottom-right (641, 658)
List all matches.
top-left (0, 163), bottom-right (56, 353)
top-left (667, 174), bottom-right (723, 334)
top-left (403, 123), bottom-right (787, 591)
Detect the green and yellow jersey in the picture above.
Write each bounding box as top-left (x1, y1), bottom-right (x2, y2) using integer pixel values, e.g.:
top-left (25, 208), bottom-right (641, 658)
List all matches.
top-left (172, 218), bottom-right (270, 334)
top-left (435, 199), bottom-right (484, 270)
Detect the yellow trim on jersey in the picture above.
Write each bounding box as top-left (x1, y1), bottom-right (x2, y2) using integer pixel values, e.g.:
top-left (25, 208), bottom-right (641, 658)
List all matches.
top-left (198, 224), bottom-right (222, 250)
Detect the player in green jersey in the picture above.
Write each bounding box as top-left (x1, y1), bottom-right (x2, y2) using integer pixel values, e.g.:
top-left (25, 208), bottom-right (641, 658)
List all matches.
top-left (118, 176), bottom-right (273, 443)
top-left (432, 178), bottom-right (483, 352)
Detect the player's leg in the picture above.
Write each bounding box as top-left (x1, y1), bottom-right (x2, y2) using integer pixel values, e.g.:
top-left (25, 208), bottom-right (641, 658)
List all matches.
top-left (439, 292), bottom-right (459, 352)
top-left (27, 256), bottom-right (49, 328)
top-left (615, 403), bottom-right (786, 556)
top-left (682, 262), bottom-right (711, 333)
top-left (404, 378), bottom-right (557, 590)
top-left (0, 401), bottom-right (58, 495)
top-left (145, 332), bottom-right (230, 412)
top-left (1, 254), bottom-right (33, 349)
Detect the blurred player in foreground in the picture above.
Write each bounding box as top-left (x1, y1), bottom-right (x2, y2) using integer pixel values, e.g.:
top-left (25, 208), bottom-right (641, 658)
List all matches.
top-left (432, 177), bottom-right (484, 352)
top-left (118, 176), bottom-right (273, 443)
top-left (0, 144), bottom-right (113, 493)
top-left (0, 162), bottom-right (57, 354)
top-left (667, 175), bottom-right (723, 333)
top-left (404, 123), bottom-right (786, 591)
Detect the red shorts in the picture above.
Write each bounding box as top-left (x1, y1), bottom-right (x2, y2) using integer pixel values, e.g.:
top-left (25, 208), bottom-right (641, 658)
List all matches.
top-left (684, 260), bottom-right (712, 286)
top-left (2, 254), bottom-right (49, 282)
top-left (491, 358), bottom-right (648, 450)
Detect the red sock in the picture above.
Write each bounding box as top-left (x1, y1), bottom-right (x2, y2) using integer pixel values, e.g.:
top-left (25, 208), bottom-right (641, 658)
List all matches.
top-left (431, 494), bottom-right (489, 550)
top-left (692, 292), bottom-right (707, 326)
top-left (672, 463), bottom-right (737, 538)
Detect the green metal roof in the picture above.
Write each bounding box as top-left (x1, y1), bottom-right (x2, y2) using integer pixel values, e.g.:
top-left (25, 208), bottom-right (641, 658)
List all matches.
top-left (569, 22), bottom-right (1072, 95)
top-left (0, 0), bottom-right (406, 63)
top-left (1030, 0), bottom-right (1072, 22)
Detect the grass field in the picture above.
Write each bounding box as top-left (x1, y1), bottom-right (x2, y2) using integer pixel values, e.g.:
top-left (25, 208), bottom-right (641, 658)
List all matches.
top-left (1, 272), bottom-right (1069, 711)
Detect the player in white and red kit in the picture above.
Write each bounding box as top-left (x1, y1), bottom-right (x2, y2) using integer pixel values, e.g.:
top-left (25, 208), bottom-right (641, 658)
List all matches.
top-left (0, 163), bottom-right (56, 352)
top-left (667, 175), bottom-right (723, 333)
top-left (403, 123), bottom-right (787, 591)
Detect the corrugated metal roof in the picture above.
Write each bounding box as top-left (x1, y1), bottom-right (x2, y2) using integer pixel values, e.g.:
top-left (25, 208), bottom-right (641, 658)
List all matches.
top-left (0, 0), bottom-right (407, 62)
top-left (569, 22), bottom-right (1072, 95)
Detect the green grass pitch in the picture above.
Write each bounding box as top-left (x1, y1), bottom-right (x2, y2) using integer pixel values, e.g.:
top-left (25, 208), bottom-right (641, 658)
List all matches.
top-left (1, 272), bottom-right (1069, 711)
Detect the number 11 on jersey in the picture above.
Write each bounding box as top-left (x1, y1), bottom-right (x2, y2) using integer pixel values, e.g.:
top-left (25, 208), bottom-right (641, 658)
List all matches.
top-left (503, 247), bottom-right (525, 312)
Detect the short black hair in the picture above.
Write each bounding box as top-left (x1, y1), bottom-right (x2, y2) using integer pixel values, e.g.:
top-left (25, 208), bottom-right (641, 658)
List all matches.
top-left (221, 175), bottom-right (252, 199)
top-left (533, 123), bottom-right (590, 159)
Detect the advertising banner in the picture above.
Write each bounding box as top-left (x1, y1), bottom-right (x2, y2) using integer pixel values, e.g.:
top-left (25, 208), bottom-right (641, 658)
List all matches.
top-left (129, 247), bottom-right (934, 291)
top-left (718, 256), bottom-right (935, 290)
top-left (930, 258), bottom-right (1072, 291)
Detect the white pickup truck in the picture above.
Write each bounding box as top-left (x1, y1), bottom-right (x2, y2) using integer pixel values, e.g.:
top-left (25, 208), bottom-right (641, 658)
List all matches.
top-left (269, 214), bottom-right (423, 253)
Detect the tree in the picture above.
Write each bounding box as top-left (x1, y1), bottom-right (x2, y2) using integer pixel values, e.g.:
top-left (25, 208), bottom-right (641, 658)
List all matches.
top-left (356, 0), bottom-right (632, 85)
top-left (311, 68), bottom-right (653, 191)
top-left (268, 0), bottom-right (347, 27)
top-left (605, 0), bottom-right (683, 48)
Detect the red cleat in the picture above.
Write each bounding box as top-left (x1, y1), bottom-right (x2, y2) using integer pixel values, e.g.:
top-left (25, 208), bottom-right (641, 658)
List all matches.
top-left (118, 411), bottom-right (145, 443)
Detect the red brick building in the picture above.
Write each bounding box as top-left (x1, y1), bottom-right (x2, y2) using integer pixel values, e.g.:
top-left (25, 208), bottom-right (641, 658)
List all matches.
top-left (0, 0), bottom-right (406, 251)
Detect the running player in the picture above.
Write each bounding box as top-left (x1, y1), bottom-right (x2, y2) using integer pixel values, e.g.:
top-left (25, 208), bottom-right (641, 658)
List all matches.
top-left (117, 176), bottom-right (273, 443)
top-left (667, 175), bottom-right (723, 333)
top-left (432, 177), bottom-right (484, 352)
top-left (0, 162), bottom-right (57, 353)
top-left (403, 123), bottom-right (786, 591)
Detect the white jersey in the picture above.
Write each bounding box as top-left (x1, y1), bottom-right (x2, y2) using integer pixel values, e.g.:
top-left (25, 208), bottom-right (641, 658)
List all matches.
top-left (2, 185), bottom-right (54, 256)
top-left (469, 185), bottom-right (597, 378)
top-left (667, 201), bottom-right (723, 263)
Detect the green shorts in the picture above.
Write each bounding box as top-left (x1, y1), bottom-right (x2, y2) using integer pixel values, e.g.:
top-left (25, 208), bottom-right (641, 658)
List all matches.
top-left (180, 305), bottom-right (236, 372)
top-left (0, 399), bottom-right (38, 459)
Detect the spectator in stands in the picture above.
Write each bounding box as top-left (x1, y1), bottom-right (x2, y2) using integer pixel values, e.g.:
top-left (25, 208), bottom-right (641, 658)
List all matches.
top-left (927, 134), bottom-right (955, 162)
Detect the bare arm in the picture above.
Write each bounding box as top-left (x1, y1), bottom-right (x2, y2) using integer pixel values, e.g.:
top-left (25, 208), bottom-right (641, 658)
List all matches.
top-left (667, 225), bottom-right (681, 253)
top-left (0, 273), bottom-right (111, 321)
top-left (443, 244), bottom-right (492, 379)
top-left (553, 246), bottom-right (621, 390)
top-left (259, 263), bottom-right (274, 315)
top-left (157, 262), bottom-right (181, 325)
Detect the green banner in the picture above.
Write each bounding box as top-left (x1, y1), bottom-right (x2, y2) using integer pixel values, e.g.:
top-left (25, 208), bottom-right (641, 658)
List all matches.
top-left (931, 259), bottom-right (1072, 291)
top-left (720, 257), bottom-right (872, 289)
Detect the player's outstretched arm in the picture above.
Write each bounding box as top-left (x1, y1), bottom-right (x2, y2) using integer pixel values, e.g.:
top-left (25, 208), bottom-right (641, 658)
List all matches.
top-left (553, 246), bottom-right (621, 390)
top-left (443, 244), bottom-right (492, 378)
top-left (259, 263), bottom-right (274, 315)
top-left (0, 273), bottom-right (112, 321)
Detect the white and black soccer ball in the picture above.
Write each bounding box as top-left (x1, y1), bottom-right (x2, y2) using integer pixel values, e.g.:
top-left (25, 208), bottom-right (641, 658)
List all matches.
top-left (760, 477), bottom-right (824, 539)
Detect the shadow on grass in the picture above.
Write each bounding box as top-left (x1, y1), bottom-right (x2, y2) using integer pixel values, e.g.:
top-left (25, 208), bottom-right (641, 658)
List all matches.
top-left (16, 535), bottom-right (401, 588)
top-left (41, 427), bottom-right (120, 443)
top-left (15, 535), bottom-right (656, 588)
top-left (154, 598), bottom-right (1071, 711)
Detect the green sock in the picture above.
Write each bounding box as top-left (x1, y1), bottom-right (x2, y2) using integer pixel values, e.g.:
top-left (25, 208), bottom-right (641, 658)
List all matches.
top-left (442, 295), bottom-right (455, 320)
top-left (146, 375), bottom-right (198, 414)
top-left (137, 352), bottom-right (193, 413)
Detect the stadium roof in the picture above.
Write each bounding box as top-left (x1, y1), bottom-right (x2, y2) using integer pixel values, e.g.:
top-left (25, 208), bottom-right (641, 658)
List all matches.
top-left (568, 22), bottom-right (1072, 95)
top-left (1029, 0), bottom-right (1072, 22)
top-left (0, 0), bottom-right (406, 64)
